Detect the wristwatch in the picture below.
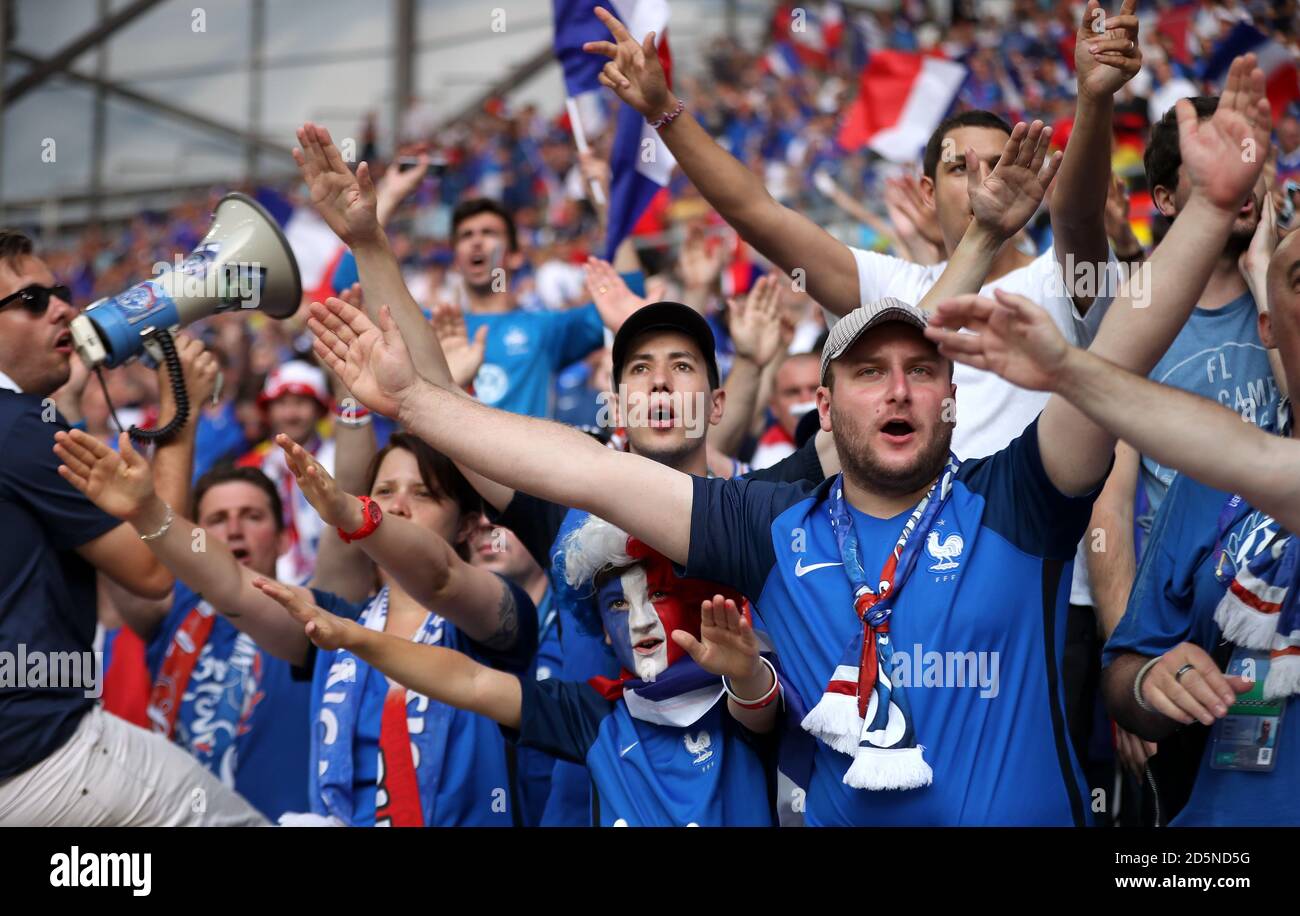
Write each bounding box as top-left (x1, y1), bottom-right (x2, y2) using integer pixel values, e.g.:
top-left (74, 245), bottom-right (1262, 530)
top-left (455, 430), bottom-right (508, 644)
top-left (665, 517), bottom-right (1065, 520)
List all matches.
top-left (337, 495), bottom-right (383, 544)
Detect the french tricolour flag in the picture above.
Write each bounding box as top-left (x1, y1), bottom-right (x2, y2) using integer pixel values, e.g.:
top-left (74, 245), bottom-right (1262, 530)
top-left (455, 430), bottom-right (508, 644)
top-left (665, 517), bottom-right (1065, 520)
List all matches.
top-left (837, 51), bottom-right (967, 164)
top-left (1201, 22), bottom-right (1300, 118)
top-left (553, 0), bottom-right (675, 259)
top-left (769, 1), bottom-right (843, 71)
top-left (763, 41), bottom-right (803, 79)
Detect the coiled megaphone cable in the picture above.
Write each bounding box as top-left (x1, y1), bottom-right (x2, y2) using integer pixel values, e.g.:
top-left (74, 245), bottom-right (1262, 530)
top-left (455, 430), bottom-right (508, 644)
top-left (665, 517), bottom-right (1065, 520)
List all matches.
top-left (94, 329), bottom-right (189, 446)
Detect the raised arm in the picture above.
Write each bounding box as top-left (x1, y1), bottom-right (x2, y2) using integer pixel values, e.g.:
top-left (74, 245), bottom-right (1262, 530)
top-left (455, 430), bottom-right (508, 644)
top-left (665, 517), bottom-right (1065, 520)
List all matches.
top-left (255, 577), bottom-right (523, 729)
top-left (1051, 0), bottom-right (1142, 309)
top-left (308, 298), bottom-right (695, 565)
top-left (54, 429), bottom-right (314, 665)
top-left (928, 56), bottom-right (1272, 496)
top-left (308, 353), bottom-right (379, 604)
top-left (106, 333), bottom-right (219, 637)
top-left (925, 293), bottom-right (1300, 532)
top-left (712, 274), bottom-right (785, 457)
top-left (916, 119), bottom-right (1063, 314)
top-left (276, 434), bottom-right (521, 649)
top-left (294, 123), bottom-right (453, 386)
top-left (584, 7), bottom-right (860, 316)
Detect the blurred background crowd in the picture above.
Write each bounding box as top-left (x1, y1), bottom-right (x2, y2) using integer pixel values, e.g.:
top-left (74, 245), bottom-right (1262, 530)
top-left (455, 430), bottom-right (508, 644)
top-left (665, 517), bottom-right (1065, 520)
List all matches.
top-left (14, 0), bottom-right (1300, 477)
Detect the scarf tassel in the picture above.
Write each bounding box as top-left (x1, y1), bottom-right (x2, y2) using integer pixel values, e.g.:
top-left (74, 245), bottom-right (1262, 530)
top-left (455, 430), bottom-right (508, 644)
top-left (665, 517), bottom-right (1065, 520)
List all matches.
top-left (1214, 587), bottom-right (1281, 649)
top-left (842, 745), bottom-right (933, 791)
top-left (800, 666), bottom-right (865, 756)
top-left (1264, 651), bottom-right (1300, 700)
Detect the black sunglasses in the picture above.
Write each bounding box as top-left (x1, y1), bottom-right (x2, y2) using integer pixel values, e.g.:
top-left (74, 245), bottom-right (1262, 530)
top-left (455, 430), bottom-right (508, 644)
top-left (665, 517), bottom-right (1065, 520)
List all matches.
top-left (0, 284), bottom-right (73, 315)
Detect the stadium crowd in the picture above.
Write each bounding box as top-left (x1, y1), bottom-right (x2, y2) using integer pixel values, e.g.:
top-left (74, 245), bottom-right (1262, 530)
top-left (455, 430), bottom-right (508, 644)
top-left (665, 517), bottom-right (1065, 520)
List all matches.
top-left (2, 0), bottom-right (1300, 827)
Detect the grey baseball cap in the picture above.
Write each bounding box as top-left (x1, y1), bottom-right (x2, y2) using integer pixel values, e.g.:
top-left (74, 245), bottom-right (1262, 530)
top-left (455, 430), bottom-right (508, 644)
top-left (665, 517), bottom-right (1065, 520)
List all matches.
top-left (819, 297), bottom-right (930, 385)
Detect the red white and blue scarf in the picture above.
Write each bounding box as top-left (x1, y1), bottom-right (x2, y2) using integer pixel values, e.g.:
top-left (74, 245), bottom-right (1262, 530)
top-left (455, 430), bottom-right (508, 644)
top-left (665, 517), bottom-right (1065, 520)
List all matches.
top-left (1213, 517), bottom-right (1300, 699)
top-left (801, 458), bottom-right (960, 790)
top-left (314, 588), bottom-right (451, 826)
top-left (147, 598), bottom-right (264, 783)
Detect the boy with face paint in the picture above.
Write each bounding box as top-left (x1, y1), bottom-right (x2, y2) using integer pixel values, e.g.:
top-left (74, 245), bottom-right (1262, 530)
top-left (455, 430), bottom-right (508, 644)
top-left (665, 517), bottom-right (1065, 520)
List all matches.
top-left (253, 515), bottom-right (784, 827)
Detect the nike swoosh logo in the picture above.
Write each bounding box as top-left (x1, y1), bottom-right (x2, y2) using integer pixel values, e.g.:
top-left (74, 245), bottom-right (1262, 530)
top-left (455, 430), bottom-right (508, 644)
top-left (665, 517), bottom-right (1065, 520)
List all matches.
top-left (619, 741), bottom-right (639, 758)
top-left (794, 559), bottom-right (843, 577)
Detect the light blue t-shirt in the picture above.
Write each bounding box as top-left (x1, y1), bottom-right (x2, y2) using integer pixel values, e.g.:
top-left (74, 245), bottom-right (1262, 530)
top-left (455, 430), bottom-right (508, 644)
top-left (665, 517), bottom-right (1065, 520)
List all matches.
top-left (464, 305), bottom-right (605, 417)
top-left (1139, 292), bottom-right (1279, 533)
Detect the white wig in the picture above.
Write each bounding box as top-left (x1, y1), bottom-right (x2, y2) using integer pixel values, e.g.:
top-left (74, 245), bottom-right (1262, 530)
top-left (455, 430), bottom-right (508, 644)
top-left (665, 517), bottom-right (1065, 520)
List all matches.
top-left (561, 515), bottom-right (636, 591)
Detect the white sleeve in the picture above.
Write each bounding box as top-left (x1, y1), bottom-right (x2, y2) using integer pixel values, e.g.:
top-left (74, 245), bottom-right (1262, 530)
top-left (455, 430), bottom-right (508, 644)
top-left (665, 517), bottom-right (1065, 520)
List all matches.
top-left (1017, 247), bottom-right (1117, 348)
top-left (848, 246), bottom-right (939, 313)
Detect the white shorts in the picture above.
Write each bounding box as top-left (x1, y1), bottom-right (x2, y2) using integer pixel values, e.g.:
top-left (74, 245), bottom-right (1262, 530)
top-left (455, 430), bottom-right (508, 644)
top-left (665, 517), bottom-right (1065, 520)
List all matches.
top-left (0, 705), bottom-right (268, 826)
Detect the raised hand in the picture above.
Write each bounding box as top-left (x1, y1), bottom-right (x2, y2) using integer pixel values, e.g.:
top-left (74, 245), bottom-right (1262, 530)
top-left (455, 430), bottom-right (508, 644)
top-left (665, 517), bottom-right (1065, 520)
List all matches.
top-left (670, 595), bottom-right (764, 682)
top-left (53, 429), bottom-right (156, 521)
top-left (430, 302), bottom-right (487, 389)
top-left (307, 297), bottom-right (420, 419)
top-left (727, 274), bottom-right (785, 368)
top-left (293, 122), bottom-right (382, 248)
top-left (1241, 192), bottom-right (1284, 313)
top-left (1075, 0), bottom-right (1142, 101)
top-left (1104, 171), bottom-right (1141, 255)
top-left (678, 227), bottom-right (724, 293)
top-left (884, 174), bottom-right (944, 250)
top-left (337, 281), bottom-right (364, 311)
top-left (967, 120), bottom-right (1063, 243)
top-left (1177, 53), bottom-right (1272, 214)
top-left (924, 290), bottom-right (1070, 392)
top-left (254, 576), bottom-right (359, 652)
top-left (584, 256), bottom-right (647, 330)
top-left (276, 433), bottom-right (357, 529)
top-left (375, 154), bottom-right (429, 227)
top-left (583, 6), bottom-right (673, 119)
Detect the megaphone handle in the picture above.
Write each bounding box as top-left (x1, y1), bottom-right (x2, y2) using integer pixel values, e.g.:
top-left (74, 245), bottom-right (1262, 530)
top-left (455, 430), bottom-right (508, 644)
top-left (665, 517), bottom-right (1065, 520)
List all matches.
top-left (128, 329), bottom-right (189, 446)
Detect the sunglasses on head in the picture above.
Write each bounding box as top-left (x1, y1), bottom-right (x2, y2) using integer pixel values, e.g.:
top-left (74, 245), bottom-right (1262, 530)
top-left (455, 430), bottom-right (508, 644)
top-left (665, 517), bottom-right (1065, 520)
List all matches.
top-left (0, 284), bottom-right (73, 316)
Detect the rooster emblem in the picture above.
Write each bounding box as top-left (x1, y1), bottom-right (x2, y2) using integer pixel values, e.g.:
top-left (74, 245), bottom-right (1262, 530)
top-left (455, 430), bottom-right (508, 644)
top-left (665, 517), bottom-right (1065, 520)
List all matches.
top-left (926, 531), bottom-right (964, 572)
top-left (684, 730), bottom-right (713, 766)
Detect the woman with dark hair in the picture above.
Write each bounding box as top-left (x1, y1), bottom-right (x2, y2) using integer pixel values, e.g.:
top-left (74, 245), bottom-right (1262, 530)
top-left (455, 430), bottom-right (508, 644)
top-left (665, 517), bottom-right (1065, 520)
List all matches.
top-left (273, 429), bottom-right (537, 826)
top-left (53, 426), bottom-right (535, 827)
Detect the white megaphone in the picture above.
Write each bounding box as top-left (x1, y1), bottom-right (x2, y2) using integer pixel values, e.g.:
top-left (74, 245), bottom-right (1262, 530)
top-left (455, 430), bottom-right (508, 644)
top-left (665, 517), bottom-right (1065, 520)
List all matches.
top-left (69, 192), bottom-right (302, 443)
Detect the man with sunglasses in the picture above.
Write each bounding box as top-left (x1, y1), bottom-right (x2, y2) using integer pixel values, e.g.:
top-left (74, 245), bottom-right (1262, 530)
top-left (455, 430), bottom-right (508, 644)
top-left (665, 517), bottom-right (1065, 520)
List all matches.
top-left (0, 229), bottom-right (268, 825)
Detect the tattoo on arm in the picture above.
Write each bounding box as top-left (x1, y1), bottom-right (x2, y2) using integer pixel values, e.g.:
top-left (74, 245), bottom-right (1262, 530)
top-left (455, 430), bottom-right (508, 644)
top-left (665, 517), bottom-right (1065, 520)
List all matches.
top-left (480, 582), bottom-right (520, 651)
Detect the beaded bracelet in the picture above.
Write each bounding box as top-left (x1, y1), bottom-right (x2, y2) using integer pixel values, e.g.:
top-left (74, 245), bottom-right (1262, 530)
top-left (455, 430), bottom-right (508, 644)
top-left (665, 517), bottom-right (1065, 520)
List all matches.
top-left (648, 98), bottom-right (685, 131)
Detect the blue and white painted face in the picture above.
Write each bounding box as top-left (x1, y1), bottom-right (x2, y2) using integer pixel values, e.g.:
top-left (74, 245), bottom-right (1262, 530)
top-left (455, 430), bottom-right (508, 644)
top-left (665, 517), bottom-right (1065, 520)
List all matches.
top-left (595, 565), bottom-right (673, 682)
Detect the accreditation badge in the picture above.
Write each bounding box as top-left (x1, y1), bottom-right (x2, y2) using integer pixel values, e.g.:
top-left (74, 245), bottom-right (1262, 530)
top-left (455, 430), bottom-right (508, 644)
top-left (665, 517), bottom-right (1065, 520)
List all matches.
top-left (1209, 647), bottom-right (1285, 773)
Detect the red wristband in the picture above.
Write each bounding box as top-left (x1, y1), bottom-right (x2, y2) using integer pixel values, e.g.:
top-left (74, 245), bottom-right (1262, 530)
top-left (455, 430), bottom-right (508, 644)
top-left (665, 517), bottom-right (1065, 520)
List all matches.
top-left (337, 495), bottom-right (383, 544)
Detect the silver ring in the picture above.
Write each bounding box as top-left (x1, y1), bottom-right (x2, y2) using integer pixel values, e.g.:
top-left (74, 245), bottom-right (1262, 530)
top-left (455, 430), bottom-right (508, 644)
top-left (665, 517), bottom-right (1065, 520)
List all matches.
top-left (1174, 663), bottom-right (1195, 683)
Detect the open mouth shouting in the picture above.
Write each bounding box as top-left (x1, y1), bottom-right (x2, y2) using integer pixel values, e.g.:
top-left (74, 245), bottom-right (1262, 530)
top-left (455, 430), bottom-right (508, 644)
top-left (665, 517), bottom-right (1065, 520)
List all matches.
top-left (53, 329), bottom-right (74, 355)
top-left (633, 635), bottom-right (664, 656)
top-left (648, 403), bottom-right (675, 430)
top-left (230, 546), bottom-right (253, 567)
top-left (879, 417), bottom-right (916, 446)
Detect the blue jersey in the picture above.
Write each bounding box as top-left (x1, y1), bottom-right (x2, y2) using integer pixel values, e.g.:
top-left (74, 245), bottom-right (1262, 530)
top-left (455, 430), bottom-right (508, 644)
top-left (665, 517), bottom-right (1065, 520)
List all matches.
top-left (539, 507), bottom-right (619, 825)
top-left (145, 583), bottom-right (326, 821)
top-left (304, 581), bottom-right (537, 826)
top-left (465, 306), bottom-right (605, 417)
top-left (685, 418), bottom-right (1096, 825)
top-left (514, 589), bottom-right (562, 827)
top-left (1104, 473), bottom-right (1296, 826)
top-left (517, 678), bottom-right (775, 826)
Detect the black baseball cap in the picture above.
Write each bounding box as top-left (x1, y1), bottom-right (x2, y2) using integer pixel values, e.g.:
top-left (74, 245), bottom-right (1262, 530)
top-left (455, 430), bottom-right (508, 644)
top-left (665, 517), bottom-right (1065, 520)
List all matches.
top-left (611, 301), bottom-right (721, 390)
